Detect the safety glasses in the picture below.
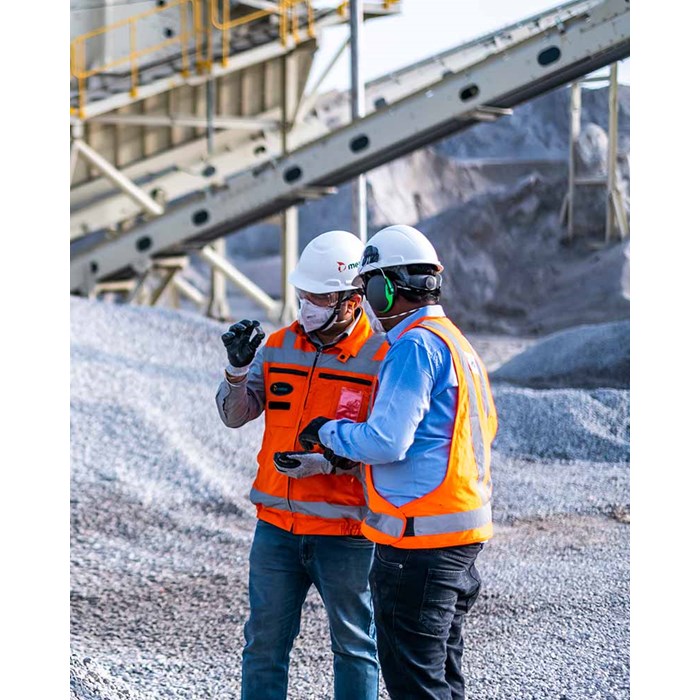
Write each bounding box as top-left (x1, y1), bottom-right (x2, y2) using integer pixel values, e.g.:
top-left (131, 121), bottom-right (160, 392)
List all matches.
top-left (295, 289), bottom-right (341, 307)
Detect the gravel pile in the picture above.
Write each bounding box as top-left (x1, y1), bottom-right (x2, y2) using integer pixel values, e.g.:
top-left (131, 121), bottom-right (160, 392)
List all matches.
top-left (491, 321), bottom-right (630, 389)
top-left (70, 297), bottom-right (629, 699)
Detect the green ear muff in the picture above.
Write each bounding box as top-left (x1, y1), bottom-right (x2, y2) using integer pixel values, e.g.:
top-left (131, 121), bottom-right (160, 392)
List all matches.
top-left (365, 273), bottom-right (395, 313)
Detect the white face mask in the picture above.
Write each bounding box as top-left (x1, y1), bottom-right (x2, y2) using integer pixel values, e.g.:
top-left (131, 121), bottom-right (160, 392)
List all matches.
top-left (298, 298), bottom-right (337, 332)
top-left (362, 300), bottom-right (386, 334)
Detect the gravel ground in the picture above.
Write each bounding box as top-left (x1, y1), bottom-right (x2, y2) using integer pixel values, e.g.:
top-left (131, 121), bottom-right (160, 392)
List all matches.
top-left (70, 297), bottom-right (629, 699)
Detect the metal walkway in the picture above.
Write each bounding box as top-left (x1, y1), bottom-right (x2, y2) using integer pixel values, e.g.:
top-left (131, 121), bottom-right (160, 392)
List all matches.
top-left (71, 0), bottom-right (630, 296)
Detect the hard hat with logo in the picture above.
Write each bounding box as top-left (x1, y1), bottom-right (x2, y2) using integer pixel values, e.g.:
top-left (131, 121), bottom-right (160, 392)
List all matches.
top-left (357, 224), bottom-right (444, 276)
top-left (288, 230), bottom-right (364, 294)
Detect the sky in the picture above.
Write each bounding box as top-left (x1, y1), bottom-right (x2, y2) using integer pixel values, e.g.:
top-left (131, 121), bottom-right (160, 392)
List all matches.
top-left (307, 0), bottom-right (630, 93)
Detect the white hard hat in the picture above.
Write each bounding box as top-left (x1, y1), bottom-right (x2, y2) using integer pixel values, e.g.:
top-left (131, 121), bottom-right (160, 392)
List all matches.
top-left (288, 230), bottom-right (364, 294)
top-left (357, 224), bottom-right (443, 276)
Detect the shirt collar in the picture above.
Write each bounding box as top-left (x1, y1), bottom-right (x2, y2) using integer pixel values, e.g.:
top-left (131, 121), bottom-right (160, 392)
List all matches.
top-left (309, 307), bottom-right (363, 349)
top-left (386, 304), bottom-right (445, 346)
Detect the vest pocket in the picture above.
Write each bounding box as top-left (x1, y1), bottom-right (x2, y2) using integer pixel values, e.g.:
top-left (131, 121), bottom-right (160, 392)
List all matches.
top-left (265, 366), bottom-right (308, 428)
top-left (336, 386), bottom-right (365, 420)
top-left (316, 373), bottom-right (372, 422)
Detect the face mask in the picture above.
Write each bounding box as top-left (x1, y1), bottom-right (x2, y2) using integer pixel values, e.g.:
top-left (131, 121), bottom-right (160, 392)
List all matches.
top-left (298, 298), bottom-right (337, 332)
top-left (362, 300), bottom-right (386, 334)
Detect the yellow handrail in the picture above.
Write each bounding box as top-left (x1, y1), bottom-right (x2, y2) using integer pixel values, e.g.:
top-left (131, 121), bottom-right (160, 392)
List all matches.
top-left (70, 0), bottom-right (200, 118)
top-left (338, 0), bottom-right (400, 17)
top-left (209, 1), bottom-right (315, 60)
top-left (209, 0), bottom-right (279, 68)
top-left (70, 0), bottom-right (378, 118)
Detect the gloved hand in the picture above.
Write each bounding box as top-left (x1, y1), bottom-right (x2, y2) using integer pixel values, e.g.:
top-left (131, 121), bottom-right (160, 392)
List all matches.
top-left (221, 320), bottom-right (265, 369)
top-left (323, 447), bottom-right (360, 473)
top-left (273, 452), bottom-right (335, 479)
top-left (299, 417), bottom-right (332, 451)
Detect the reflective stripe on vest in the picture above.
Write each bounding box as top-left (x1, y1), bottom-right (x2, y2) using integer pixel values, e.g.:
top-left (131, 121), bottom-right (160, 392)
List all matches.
top-left (365, 501), bottom-right (492, 538)
top-left (265, 332), bottom-right (386, 374)
top-left (250, 487), bottom-right (368, 521)
top-left (420, 319), bottom-right (491, 505)
top-left (253, 313), bottom-right (387, 534)
top-left (361, 315), bottom-right (495, 547)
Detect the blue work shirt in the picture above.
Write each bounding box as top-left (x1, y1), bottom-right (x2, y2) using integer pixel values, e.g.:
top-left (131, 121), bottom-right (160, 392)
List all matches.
top-left (319, 304), bottom-right (458, 507)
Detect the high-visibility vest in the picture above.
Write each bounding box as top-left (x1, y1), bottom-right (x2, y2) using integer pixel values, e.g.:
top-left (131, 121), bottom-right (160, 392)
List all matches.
top-left (361, 315), bottom-right (497, 548)
top-left (251, 311), bottom-right (389, 536)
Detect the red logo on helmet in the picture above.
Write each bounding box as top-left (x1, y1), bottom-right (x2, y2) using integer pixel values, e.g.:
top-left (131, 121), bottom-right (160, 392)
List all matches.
top-left (337, 261), bottom-right (346, 272)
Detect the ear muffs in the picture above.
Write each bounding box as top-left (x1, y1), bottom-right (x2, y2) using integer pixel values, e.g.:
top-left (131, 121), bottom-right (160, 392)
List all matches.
top-left (365, 273), bottom-right (395, 313)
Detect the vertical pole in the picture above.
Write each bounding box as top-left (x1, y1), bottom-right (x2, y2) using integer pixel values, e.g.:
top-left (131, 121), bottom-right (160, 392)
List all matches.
top-left (280, 52), bottom-right (300, 324)
top-left (567, 81), bottom-right (581, 242)
top-left (206, 78), bottom-right (215, 155)
top-left (606, 62), bottom-right (619, 243)
top-left (70, 122), bottom-right (84, 184)
top-left (180, 0), bottom-right (190, 76)
top-left (207, 238), bottom-right (231, 319)
top-left (350, 0), bottom-right (367, 243)
top-left (130, 19), bottom-right (138, 97)
top-left (281, 208), bottom-right (299, 325)
top-left (222, 0), bottom-right (230, 67)
top-left (206, 77), bottom-right (229, 318)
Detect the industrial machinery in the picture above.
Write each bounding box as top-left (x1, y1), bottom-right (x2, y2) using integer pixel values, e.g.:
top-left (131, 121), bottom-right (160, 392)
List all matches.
top-left (70, 0), bottom-right (630, 320)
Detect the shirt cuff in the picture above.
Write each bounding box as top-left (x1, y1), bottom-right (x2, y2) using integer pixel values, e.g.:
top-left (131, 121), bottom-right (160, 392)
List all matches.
top-left (319, 419), bottom-right (339, 450)
top-left (224, 365), bottom-right (249, 385)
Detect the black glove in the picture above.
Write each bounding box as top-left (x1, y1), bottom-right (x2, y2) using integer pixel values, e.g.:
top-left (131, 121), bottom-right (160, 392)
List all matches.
top-left (221, 320), bottom-right (265, 367)
top-left (299, 417), bottom-right (332, 451)
top-left (323, 447), bottom-right (360, 472)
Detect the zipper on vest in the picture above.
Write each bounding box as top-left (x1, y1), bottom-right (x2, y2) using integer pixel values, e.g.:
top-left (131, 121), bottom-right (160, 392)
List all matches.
top-left (287, 345), bottom-right (323, 516)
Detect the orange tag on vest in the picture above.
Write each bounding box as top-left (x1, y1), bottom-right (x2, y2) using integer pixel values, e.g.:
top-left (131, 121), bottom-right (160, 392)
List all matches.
top-left (336, 386), bottom-right (364, 421)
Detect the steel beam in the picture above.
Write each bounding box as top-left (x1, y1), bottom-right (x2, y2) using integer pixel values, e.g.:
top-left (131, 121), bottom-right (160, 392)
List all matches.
top-left (72, 2), bottom-right (597, 236)
top-left (292, 36), bottom-right (350, 126)
top-left (566, 81), bottom-right (581, 241)
top-left (149, 267), bottom-right (180, 307)
top-left (89, 113), bottom-right (281, 131)
top-left (71, 139), bottom-right (164, 220)
top-left (206, 238), bottom-right (231, 320)
top-left (172, 274), bottom-right (207, 308)
top-left (198, 245), bottom-right (281, 319)
top-left (71, 0), bottom-right (630, 293)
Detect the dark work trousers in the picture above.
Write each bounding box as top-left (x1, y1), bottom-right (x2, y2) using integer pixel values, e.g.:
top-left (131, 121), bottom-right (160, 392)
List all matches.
top-left (369, 542), bottom-right (484, 700)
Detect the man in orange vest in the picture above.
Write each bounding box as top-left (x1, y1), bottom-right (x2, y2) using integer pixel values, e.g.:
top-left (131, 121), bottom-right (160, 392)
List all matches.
top-left (215, 230), bottom-right (387, 700)
top-left (297, 224), bottom-right (497, 700)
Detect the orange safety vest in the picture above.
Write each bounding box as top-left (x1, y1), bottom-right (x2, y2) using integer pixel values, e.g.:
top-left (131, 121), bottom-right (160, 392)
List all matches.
top-left (361, 315), bottom-right (498, 548)
top-left (251, 311), bottom-right (389, 536)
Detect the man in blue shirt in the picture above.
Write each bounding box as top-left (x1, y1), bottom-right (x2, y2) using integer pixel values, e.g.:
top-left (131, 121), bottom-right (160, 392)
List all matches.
top-left (297, 224), bottom-right (497, 700)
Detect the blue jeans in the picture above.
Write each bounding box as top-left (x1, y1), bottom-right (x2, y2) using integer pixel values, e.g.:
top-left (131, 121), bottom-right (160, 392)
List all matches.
top-left (369, 543), bottom-right (483, 700)
top-left (241, 520), bottom-right (379, 700)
